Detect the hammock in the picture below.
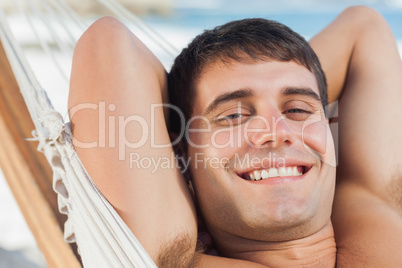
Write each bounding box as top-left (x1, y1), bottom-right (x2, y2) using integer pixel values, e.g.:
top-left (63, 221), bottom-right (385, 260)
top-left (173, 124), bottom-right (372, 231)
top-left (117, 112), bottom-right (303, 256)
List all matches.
top-left (0, 0), bottom-right (178, 267)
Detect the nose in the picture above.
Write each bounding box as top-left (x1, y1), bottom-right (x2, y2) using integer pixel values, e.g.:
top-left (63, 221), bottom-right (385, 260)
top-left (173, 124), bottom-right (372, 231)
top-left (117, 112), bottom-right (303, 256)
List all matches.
top-left (247, 111), bottom-right (295, 148)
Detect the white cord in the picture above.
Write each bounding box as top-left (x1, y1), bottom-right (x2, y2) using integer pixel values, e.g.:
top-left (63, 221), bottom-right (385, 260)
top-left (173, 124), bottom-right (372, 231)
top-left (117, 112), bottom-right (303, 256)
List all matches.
top-left (16, 0), bottom-right (69, 83)
top-left (0, 6), bottom-right (54, 136)
top-left (97, 0), bottom-right (179, 58)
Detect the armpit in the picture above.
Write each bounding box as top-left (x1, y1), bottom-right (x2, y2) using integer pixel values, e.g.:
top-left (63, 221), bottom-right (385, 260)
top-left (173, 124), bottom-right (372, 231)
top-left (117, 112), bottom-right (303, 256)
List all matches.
top-left (157, 232), bottom-right (201, 268)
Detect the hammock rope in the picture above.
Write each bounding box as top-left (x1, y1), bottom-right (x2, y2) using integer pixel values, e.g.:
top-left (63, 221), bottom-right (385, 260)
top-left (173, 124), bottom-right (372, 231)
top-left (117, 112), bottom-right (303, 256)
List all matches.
top-left (51, 0), bottom-right (88, 32)
top-left (98, 0), bottom-right (179, 58)
top-left (36, 0), bottom-right (79, 50)
top-left (27, 0), bottom-right (75, 58)
top-left (0, 8), bottom-right (52, 125)
top-left (15, 0), bottom-right (75, 83)
top-left (0, 0), bottom-right (178, 266)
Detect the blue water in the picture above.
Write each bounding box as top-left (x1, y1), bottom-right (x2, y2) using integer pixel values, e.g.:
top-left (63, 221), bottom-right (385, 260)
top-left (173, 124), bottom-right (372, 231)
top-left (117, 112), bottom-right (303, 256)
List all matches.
top-left (143, 1), bottom-right (402, 40)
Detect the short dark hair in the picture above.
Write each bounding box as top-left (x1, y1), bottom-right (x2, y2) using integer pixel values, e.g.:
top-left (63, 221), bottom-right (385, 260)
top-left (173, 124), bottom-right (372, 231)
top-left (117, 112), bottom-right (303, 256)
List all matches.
top-left (168, 18), bottom-right (327, 135)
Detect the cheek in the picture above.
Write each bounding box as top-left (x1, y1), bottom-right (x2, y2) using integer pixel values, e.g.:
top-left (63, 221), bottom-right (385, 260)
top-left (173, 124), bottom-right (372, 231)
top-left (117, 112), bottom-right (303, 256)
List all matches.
top-left (211, 128), bottom-right (234, 148)
top-left (188, 129), bottom-right (213, 150)
top-left (211, 127), bottom-right (243, 150)
top-left (189, 157), bottom-right (231, 218)
top-left (189, 127), bottom-right (242, 157)
top-left (301, 120), bottom-right (336, 166)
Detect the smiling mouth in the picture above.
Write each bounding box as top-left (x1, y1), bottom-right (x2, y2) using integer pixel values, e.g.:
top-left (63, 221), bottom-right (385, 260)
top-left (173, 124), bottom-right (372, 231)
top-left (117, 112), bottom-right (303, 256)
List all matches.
top-left (239, 166), bottom-right (312, 181)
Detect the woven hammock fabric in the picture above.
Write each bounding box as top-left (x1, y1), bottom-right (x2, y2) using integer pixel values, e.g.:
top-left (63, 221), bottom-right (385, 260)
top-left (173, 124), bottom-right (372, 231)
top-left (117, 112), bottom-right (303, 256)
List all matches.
top-left (0, 0), bottom-right (176, 266)
top-left (43, 114), bottom-right (157, 267)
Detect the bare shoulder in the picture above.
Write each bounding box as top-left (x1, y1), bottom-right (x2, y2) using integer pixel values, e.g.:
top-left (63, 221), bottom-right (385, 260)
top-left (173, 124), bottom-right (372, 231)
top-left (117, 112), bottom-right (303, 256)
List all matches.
top-left (332, 180), bottom-right (402, 267)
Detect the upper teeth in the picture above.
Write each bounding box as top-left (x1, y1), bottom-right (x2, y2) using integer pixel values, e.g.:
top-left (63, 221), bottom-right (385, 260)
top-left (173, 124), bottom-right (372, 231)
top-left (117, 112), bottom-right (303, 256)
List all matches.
top-left (248, 166), bottom-right (302, 181)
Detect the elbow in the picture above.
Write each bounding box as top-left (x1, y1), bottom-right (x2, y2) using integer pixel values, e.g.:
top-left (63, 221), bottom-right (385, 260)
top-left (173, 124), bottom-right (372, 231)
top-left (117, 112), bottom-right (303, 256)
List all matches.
top-left (73, 16), bottom-right (134, 61)
top-left (340, 6), bottom-right (390, 33)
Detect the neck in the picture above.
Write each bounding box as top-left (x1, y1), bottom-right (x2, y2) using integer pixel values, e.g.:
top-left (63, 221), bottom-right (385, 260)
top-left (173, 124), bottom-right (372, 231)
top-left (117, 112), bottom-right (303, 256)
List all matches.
top-left (217, 221), bottom-right (336, 267)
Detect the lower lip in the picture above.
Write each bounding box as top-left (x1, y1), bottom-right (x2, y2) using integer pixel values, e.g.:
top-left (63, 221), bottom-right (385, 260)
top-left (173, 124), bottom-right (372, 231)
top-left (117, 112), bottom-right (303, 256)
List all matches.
top-left (242, 171), bottom-right (308, 185)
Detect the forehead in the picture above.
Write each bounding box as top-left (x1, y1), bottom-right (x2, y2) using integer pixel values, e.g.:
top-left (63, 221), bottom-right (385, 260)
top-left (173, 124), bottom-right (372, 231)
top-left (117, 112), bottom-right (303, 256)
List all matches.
top-left (193, 60), bottom-right (318, 114)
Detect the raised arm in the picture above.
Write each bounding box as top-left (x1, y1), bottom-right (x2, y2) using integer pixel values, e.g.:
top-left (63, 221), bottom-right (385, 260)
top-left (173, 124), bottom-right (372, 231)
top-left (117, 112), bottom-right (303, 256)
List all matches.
top-left (68, 17), bottom-right (197, 265)
top-left (310, 6), bottom-right (402, 266)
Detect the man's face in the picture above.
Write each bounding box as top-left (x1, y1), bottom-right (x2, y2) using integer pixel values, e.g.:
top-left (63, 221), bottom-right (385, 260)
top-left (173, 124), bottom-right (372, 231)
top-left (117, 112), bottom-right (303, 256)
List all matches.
top-left (186, 60), bottom-right (336, 244)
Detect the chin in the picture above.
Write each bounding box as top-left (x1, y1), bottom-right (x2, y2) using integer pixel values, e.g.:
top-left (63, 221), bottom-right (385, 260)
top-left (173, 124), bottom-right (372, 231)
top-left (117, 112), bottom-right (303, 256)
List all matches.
top-left (239, 198), bottom-right (322, 240)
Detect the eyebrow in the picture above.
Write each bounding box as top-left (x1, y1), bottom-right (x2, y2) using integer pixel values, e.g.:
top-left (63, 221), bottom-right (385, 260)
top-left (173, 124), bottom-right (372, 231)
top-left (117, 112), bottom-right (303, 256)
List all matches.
top-left (281, 87), bottom-right (321, 102)
top-left (203, 88), bottom-right (253, 116)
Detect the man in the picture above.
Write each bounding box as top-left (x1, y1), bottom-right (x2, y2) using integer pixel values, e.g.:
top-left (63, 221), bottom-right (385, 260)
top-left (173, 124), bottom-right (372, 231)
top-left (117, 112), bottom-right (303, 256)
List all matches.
top-left (167, 15), bottom-right (337, 267)
top-left (68, 6), bottom-right (402, 267)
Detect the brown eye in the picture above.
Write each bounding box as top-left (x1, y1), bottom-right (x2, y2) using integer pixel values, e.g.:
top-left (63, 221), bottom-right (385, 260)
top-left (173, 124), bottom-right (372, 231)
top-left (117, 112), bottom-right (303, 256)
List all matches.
top-left (283, 108), bottom-right (313, 121)
top-left (216, 113), bottom-right (243, 124)
top-left (215, 111), bottom-right (250, 126)
top-left (222, 113), bottom-right (243, 120)
top-left (286, 108), bottom-right (310, 114)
